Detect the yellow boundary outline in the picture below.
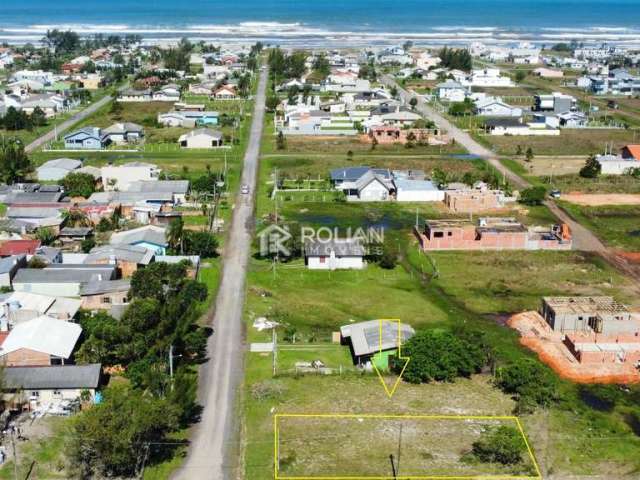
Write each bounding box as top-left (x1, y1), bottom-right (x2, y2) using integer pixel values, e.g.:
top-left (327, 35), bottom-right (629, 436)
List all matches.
top-left (274, 414), bottom-right (542, 480)
top-left (371, 319), bottom-right (410, 398)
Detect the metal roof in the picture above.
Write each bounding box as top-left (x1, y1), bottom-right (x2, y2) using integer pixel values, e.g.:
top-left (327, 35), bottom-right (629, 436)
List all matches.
top-left (85, 244), bottom-right (154, 264)
top-left (110, 225), bottom-right (167, 248)
top-left (0, 316), bottom-right (82, 358)
top-left (3, 363), bottom-right (101, 390)
top-left (37, 158), bottom-right (82, 171)
top-left (543, 296), bottom-right (629, 315)
top-left (124, 180), bottom-right (189, 194)
top-left (340, 320), bottom-right (415, 357)
top-left (80, 279), bottom-right (131, 296)
top-left (13, 267), bottom-right (116, 284)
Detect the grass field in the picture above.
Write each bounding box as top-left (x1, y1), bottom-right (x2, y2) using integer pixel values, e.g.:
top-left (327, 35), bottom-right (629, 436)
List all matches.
top-left (482, 129), bottom-right (640, 156)
top-left (559, 202), bottom-right (640, 251)
top-left (276, 414), bottom-right (538, 478)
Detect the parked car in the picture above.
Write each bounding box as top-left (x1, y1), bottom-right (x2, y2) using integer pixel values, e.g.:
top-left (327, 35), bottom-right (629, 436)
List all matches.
top-left (241, 184), bottom-right (250, 194)
top-left (550, 189), bottom-right (561, 199)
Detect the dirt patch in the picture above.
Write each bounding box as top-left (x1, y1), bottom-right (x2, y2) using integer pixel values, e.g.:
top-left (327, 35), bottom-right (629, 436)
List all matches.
top-left (507, 311), bottom-right (640, 384)
top-left (561, 193), bottom-right (640, 206)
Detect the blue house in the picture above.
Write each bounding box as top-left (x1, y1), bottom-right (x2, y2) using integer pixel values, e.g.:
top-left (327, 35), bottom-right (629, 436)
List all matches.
top-left (63, 127), bottom-right (104, 150)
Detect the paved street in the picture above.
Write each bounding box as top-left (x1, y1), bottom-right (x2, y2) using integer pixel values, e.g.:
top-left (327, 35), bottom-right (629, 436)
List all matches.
top-left (172, 67), bottom-right (268, 480)
top-left (381, 75), bottom-right (608, 253)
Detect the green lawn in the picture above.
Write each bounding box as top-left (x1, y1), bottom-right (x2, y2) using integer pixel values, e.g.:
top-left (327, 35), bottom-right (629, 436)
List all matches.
top-left (559, 202), bottom-right (640, 251)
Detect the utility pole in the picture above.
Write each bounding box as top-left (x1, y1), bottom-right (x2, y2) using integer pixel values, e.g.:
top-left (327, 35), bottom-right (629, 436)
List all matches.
top-left (169, 344), bottom-right (174, 388)
top-left (272, 328), bottom-right (277, 377)
top-left (10, 429), bottom-right (18, 480)
top-left (389, 454), bottom-right (397, 479)
top-left (396, 423), bottom-right (403, 477)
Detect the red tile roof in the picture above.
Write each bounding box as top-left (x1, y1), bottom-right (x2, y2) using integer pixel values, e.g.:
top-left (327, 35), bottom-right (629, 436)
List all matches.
top-left (0, 240), bottom-right (41, 256)
top-left (623, 144), bottom-right (640, 160)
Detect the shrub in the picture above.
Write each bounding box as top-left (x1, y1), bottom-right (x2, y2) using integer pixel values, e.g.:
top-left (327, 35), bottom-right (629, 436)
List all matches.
top-left (472, 426), bottom-right (526, 465)
top-left (496, 359), bottom-right (558, 411)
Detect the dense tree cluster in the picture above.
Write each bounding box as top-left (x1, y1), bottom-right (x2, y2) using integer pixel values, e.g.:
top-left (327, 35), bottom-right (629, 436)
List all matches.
top-left (268, 48), bottom-right (307, 83)
top-left (0, 106), bottom-right (47, 131)
top-left (0, 139), bottom-right (32, 184)
top-left (61, 172), bottom-right (96, 198)
top-left (438, 46), bottom-right (473, 72)
top-left (394, 329), bottom-right (491, 383)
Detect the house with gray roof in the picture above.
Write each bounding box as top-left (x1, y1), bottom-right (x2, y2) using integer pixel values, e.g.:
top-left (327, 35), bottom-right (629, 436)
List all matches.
top-left (13, 266), bottom-right (116, 297)
top-left (3, 363), bottom-right (102, 406)
top-left (304, 238), bottom-right (365, 270)
top-left (340, 319), bottom-right (415, 367)
top-left (36, 158), bottom-right (83, 181)
top-left (110, 225), bottom-right (168, 255)
top-left (80, 278), bottom-right (131, 313)
top-left (102, 122), bottom-right (144, 145)
top-left (84, 244), bottom-right (154, 277)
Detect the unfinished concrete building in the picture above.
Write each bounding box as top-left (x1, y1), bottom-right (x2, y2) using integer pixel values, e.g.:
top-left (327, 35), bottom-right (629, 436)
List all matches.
top-left (415, 218), bottom-right (572, 251)
top-left (444, 189), bottom-right (507, 213)
top-left (540, 296), bottom-right (635, 335)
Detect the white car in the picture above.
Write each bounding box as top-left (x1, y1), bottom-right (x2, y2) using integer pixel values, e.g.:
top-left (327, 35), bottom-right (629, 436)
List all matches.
top-left (241, 184), bottom-right (250, 194)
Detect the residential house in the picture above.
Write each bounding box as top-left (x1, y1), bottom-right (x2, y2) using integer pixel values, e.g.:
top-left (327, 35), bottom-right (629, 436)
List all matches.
top-left (534, 92), bottom-right (576, 113)
top-left (436, 81), bottom-right (468, 102)
top-left (80, 279), bottom-right (131, 312)
top-left (395, 179), bottom-right (444, 202)
top-left (474, 97), bottom-right (522, 117)
top-left (2, 363), bottom-right (102, 408)
top-left (36, 158), bottom-right (83, 181)
top-left (0, 316), bottom-right (82, 366)
top-left (330, 166), bottom-right (392, 187)
top-left (366, 126), bottom-right (447, 145)
top-left (482, 117), bottom-right (560, 136)
top-left (154, 84), bottom-right (181, 102)
top-left (63, 127), bottom-right (104, 150)
top-left (84, 244), bottom-right (154, 277)
top-left (59, 227), bottom-right (93, 243)
top-left (594, 145), bottom-right (640, 175)
top-left (12, 266), bottom-right (116, 297)
top-left (178, 128), bottom-right (223, 148)
top-left (101, 162), bottom-right (160, 191)
top-left (558, 111), bottom-right (588, 128)
top-left (118, 88), bottom-right (153, 102)
top-left (212, 85), bottom-right (237, 99)
top-left (110, 225), bottom-right (168, 255)
top-left (337, 169), bottom-right (394, 202)
top-left (124, 180), bottom-right (190, 204)
top-left (0, 291), bottom-right (81, 324)
top-left (101, 122), bottom-right (144, 145)
top-left (304, 239), bottom-right (365, 270)
top-left (158, 110), bottom-right (219, 128)
top-left (340, 319), bottom-right (415, 368)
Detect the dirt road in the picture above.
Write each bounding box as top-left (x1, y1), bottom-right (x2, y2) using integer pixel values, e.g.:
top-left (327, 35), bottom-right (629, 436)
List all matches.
top-left (171, 67), bottom-right (268, 480)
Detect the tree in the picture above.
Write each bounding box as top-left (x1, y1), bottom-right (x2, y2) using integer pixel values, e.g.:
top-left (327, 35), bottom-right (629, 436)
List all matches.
top-left (35, 227), bottom-right (55, 246)
top-left (518, 186), bottom-right (546, 206)
top-left (438, 46), bottom-right (472, 72)
top-left (395, 330), bottom-right (489, 383)
top-left (515, 70), bottom-right (527, 82)
top-left (472, 426), bottom-right (526, 465)
top-left (30, 107), bottom-right (47, 127)
top-left (0, 140), bottom-right (32, 184)
top-left (449, 98), bottom-right (475, 116)
top-left (167, 217), bottom-right (185, 253)
top-left (81, 238), bottom-right (96, 253)
top-left (276, 131), bottom-right (286, 150)
top-left (266, 95), bottom-right (280, 112)
top-left (184, 230), bottom-right (218, 258)
top-left (579, 155), bottom-right (602, 178)
top-left (62, 172), bottom-right (96, 198)
top-left (525, 147), bottom-right (534, 163)
top-left (69, 384), bottom-right (179, 477)
top-left (496, 359), bottom-right (558, 411)
top-left (409, 97), bottom-right (418, 110)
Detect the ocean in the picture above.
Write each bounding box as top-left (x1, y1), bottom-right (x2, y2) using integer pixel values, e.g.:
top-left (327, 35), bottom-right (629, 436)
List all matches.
top-left (2, 0), bottom-right (640, 47)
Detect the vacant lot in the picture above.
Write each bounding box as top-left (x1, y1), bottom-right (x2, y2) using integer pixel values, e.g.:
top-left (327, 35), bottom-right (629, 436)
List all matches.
top-left (559, 203), bottom-right (640, 252)
top-left (561, 193), bottom-right (640, 206)
top-left (483, 129), bottom-right (639, 156)
top-left (277, 414), bottom-right (538, 478)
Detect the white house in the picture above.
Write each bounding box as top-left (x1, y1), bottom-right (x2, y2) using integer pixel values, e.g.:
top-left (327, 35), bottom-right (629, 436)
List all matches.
top-left (595, 154), bottom-right (640, 175)
top-left (178, 128), bottom-right (223, 149)
top-left (304, 239), bottom-right (365, 270)
top-left (153, 84), bottom-right (181, 102)
top-left (101, 122), bottom-right (144, 145)
top-left (101, 162), bottom-right (160, 191)
top-left (339, 170), bottom-right (394, 202)
top-left (394, 179), bottom-right (444, 202)
top-left (436, 81), bottom-right (468, 102)
top-left (465, 68), bottom-right (514, 87)
top-left (36, 158), bottom-right (83, 181)
top-left (474, 97), bottom-right (522, 117)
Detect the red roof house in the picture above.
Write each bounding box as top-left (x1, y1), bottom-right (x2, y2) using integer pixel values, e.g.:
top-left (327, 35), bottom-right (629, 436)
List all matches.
top-left (0, 240), bottom-right (41, 257)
